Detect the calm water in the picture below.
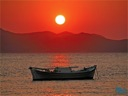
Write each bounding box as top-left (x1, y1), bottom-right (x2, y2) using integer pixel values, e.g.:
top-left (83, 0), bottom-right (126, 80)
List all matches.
top-left (0, 53), bottom-right (127, 96)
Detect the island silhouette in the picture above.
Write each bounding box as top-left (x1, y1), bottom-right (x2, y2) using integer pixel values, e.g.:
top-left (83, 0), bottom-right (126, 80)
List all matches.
top-left (0, 29), bottom-right (127, 53)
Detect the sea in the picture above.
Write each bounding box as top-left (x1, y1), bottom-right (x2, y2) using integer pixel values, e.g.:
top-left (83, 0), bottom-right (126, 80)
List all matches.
top-left (0, 53), bottom-right (127, 96)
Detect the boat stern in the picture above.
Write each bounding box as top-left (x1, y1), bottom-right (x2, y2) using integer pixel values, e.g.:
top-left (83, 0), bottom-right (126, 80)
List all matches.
top-left (29, 67), bottom-right (42, 80)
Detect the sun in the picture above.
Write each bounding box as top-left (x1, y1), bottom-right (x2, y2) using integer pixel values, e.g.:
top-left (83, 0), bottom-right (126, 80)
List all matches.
top-left (55, 15), bottom-right (65, 25)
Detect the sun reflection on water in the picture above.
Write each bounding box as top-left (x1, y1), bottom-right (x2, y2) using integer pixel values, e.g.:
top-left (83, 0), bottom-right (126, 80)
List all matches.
top-left (50, 94), bottom-right (72, 96)
top-left (50, 54), bottom-right (70, 67)
top-left (53, 95), bottom-right (72, 96)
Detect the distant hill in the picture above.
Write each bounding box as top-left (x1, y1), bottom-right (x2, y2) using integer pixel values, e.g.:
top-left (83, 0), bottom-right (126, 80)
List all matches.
top-left (0, 29), bottom-right (128, 53)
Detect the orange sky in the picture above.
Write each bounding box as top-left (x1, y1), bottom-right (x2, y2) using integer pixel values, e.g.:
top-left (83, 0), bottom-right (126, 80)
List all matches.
top-left (1, 0), bottom-right (127, 40)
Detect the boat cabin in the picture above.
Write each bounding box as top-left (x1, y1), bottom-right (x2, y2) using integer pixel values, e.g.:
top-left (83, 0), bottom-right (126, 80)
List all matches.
top-left (54, 67), bottom-right (72, 73)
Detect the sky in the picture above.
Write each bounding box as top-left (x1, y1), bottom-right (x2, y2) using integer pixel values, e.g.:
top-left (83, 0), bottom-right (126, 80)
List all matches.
top-left (1, 0), bottom-right (127, 40)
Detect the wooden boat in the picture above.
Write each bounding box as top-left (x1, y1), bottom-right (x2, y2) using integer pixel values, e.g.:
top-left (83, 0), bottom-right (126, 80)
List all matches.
top-left (29, 65), bottom-right (97, 81)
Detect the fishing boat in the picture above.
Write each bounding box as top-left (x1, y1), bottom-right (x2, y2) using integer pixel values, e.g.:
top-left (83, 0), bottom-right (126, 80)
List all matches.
top-left (29, 65), bottom-right (97, 81)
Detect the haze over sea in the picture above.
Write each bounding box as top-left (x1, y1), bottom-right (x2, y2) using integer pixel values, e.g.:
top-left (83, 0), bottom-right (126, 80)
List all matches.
top-left (0, 53), bottom-right (127, 96)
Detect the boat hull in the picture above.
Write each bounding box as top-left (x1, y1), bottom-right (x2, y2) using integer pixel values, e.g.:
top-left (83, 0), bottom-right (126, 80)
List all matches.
top-left (29, 65), bottom-right (96, 81)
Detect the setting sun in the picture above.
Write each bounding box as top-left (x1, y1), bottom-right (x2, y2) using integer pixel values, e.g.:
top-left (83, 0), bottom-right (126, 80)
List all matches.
top-left (55, 15), bottom-right (65, 25)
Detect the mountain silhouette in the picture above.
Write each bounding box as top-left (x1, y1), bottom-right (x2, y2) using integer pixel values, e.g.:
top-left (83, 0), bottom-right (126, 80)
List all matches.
top-left (0, 29), bottom-right (127, 53)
